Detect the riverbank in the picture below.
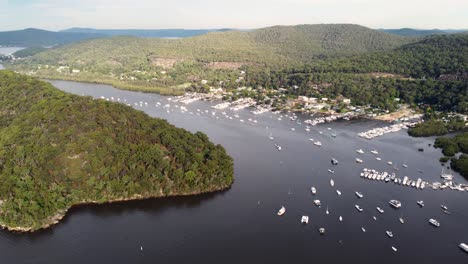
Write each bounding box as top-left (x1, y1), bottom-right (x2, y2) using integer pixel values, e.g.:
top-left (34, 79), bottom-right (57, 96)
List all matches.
top-left (0, 184), bottom-right (232, 233)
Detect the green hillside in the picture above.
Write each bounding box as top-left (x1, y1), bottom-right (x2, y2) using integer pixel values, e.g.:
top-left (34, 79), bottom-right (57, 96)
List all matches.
top-left (0, 70), bottom-right (233, 231)
top-left (0, 28), bottom-right (105, 47)
top-left (7, 24), bottom-right (416, 93)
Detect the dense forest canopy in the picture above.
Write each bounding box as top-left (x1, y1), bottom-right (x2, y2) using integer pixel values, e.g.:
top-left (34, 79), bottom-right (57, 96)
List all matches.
top-left (0, 70), bottom-right (233, 231)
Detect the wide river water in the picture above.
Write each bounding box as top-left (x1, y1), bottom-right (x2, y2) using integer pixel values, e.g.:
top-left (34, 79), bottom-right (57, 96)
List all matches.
top-left (0, 79), bottom-right (467, 263)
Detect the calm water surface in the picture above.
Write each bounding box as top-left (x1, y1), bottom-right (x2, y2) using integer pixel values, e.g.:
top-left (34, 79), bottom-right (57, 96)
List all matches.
top-left (0, 80), bottom-right (466, 263)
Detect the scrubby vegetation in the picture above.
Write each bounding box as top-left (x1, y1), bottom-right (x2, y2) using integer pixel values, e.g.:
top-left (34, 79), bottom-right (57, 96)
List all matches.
top-left (0, 70), bottom-right (233, 231)
top-left (434, 133), bottom-right (468, 178)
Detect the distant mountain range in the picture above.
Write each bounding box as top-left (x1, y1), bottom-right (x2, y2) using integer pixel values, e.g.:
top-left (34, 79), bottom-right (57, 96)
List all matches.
top-left (380, 28), bottom-right (467, 36)
top-left (61, 28), bottom-right (235, 38)
top-left (0, 28), bottom-right (104, 47)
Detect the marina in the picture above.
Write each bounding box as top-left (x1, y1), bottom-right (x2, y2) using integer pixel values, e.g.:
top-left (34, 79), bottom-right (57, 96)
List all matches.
top-left (1, 78), bottom-right (465, 264)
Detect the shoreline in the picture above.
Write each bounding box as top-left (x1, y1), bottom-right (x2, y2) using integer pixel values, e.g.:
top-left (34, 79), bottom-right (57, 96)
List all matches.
top-left (0, 183), bottom-right (232, 233)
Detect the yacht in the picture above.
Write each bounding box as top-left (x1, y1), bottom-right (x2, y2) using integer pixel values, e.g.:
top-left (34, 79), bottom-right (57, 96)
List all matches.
top-left (356, 149), bottom-right (365, 154)
top-left (417, 200), bottom-right (424, 207)
top-left (277, 206), bottom-right (286, 216)
top-left (330, 179), bottom-right (335, 187)
top-left (311, 187), bottom-right (317, 195)
top-left (319, 228), bottom-right (325, 235)
top-left (386, 231), bottom-right (394, 238)
top-left (377, 207), bottom-right (384, 214)
top-left (355, 205), bottom-right (363, 212)
top-left (336, 190), bottom-right (341, 196)
top-left (275, 144), bottom-right (282, 151)
top-left (314, 200), bottom-right (321, 207)
top-left (459, 243), bottom-right (468, 253)
top-left (328, 169), bottom-right (335, 174)
top-left (389, 200), bottom-right (402, 209)
top-left (331, 158), bottom-right (339, 165)
top-left (356, 158), bottom-right (363, 163)
top-left (370, 150), bottom-right (379, 155)
top-left (355, 192), bottom-right (364, 198)
top-left (429, 218), bottom-right (440, 227)
top-left (301, 216), bottom-right (309, 224)
top-left (314, 141), bottom-right (322, 147)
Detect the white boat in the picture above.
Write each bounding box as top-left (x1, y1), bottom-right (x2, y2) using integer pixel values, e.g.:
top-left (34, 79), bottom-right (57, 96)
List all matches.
top-left (373, 216), bottom-right (377, 221)
top-left (308, 138), bottom-right (314, 142)
top-left (376, 157), bottom-right (382, 161)
top-left (441, 204), bottom-right (448, 211)
top-left (301, 216), bottom-right (309, 224)
top-left (290, 128), bottom-right (295, 131)
top-left (355, 192), bottom-right (363, 198)
top-left (387, 161), bottom-right (393, 165)
top-left (389, 200), bottom-right (401, 209)
top-left (377, 207), bottom-right (384, 214)
top-left (314, 141), bottom-right (322, 147)
top-left (328, 169), bottom-right (335, 174)
top-left (459, 243), bottom-right (468, 253)
top-left (355, 158), bottom-right (363, 163)
top-left (319, 227), bottom-right (325, 235)
top-left (314, 200), bottom-right (321, 207)
top-left (429, 218), bottom-right (440, 227)
top-left (402, 164), bottom-right (408, 168)
top-left (392, 246), bottom-right (398, 252)
top-left (355, 205), bottom-right (363, 212)
top-left (399, 217), bottom-right (405, 224)
top-left (356, 149), bottom-right (365, 154)
top-left (311, 187), bottom-right (317, 195)
top-left (277, 206), bottom-right (286, 216)
top-left (336, 190), bottom-right (341, 196)
top-left (331, 158), bottom-right (339, 165)
top-left (370, 150), bottom-right (379, 155)
top-left (361, 227), bottom-right (366, 232)
top-left (326, 206), bottom-right (329, 215)
top-left (386, 231), bottom-right (394, 238)
top-left (275, 144), bottom-right (282, 151)
top-left (140, 246), bottom-right (143, 251)
top-left (330, 179), bottom-right (335, 187)
top-left (339, 216), bottom-right (343, 222)
top-left (417, 200), bottom-right (424, 207)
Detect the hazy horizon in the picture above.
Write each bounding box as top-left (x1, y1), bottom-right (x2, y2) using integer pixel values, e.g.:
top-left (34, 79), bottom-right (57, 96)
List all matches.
top-left (1, 0), bottom-right (467, 31)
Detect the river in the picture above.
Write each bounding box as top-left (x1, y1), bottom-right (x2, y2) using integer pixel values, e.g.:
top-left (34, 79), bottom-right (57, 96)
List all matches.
top-left (0, 79), bottom-right (467, 263)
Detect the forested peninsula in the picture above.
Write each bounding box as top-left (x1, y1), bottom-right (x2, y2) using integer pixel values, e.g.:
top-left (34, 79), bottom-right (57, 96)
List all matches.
top-left (0, 71), bottom-right (233, 232)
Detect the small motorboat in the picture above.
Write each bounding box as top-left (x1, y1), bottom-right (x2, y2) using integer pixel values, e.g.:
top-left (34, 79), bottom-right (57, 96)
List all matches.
top-left (356, 158), bottom-right (363, 163)
top-left (417, 200), bottom-right (424, 207)
top-left (314, 141), bottom-right (322, 147)
top-left (389, 200), bottom-right (402, 209)
top-left (377, 207), bottom-right (384, 214)
top-left (356, 149), bottom-right (365, 154)
top-left (355, 192), bottom-right (364, 198)
top-left (328, 169), bottom-right (335, 174)
top-left (441, 204), bottom-right (448, 211)
top-left (459, 243), bottom-right (468, 253)
top-left (331, 158), bottom-right (339, 165)
top-left (336, 190), bottom-right (341, 196)
top-left (387, 161), bottom-right (393, 165)
top-left (370, 150), bottom-right (379, 155)
top-left (314, 200), bottom-right (321, 207)
top-left (311, 187), bottom-right (317, 195)
top-left (330, 179), bottom-right (335, 187)
top-left (402, 164), bottom-right (408, 168)
top-left (386, 231), bottom-right (394, 238)
top-left (361, 227), bottom-right (366, 232)
top-left (399, 217), bottom-right (405, 224)
top-left (339, 216), bottom-right (343, 222)
top-left (275, 144), bottom-right (282, 151)
top-left (326, 206), bottom-right (329, 215)
top-left (319, 228), bottom-right (325, 235)
top-left (376, 157), bottom-right (382, 161)
top-left (392, 246), bottom-right (398, 252)
top-left (301, 216), bottom-right (309, 224)
top-left (429, 218), bottom-right (440, 227)
top-left (355, 205), bottom-right (363, 212)
top-left (277, 206), bottom-right (286, 216)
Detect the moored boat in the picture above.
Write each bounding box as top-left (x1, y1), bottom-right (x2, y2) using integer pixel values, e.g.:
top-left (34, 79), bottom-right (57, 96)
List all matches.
top-left (301, 216), bottom-right (309, 224)
top-left (355, 191), bottom-right (363, 198)
top-left (389, 200), bottom-right (402, 209)
top-left (429, 218), bottom-right (440, 227)
top-left (311, 187), bottom-right (317, 195)
top-left (355, 205), bottom-right (363, 212)
top-left (277, 206), bottom-right (286, 216)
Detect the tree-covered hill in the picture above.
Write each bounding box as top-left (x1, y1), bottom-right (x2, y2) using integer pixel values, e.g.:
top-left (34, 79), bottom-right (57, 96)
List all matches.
top-left (0, 28), bottom-right (105, 47)
top-left (0, 70), bottom-right (233, 231)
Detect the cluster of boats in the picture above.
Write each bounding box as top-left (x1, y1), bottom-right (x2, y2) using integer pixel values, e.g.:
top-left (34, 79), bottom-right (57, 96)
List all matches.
top-left (358, 121), bottom-right (421, 140)
top-left (360, 168), bottom-right (468, 192)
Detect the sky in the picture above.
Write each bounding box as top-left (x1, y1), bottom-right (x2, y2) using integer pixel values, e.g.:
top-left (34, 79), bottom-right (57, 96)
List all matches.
top-left (1, 0), bottom-right (467, 31)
